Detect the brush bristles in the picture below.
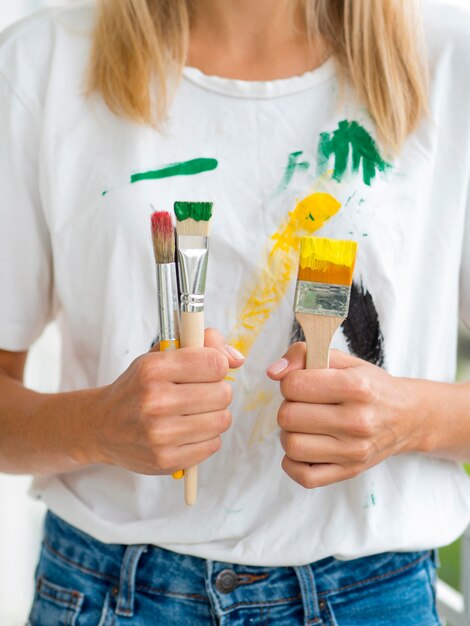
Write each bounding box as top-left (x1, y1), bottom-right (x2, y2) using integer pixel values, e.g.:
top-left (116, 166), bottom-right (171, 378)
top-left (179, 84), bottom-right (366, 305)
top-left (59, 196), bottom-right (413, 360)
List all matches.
top-left (176, 217), bottom-right (211, 237)
top-left (174, 201), bottom-right (213, 237)
top-left (151, 211), bottom-right (175, 264)
top-left (298, 237), bottom-right (357, 286)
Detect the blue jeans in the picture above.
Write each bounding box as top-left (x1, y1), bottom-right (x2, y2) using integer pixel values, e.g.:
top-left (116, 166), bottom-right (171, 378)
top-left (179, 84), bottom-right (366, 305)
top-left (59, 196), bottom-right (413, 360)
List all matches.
top-left (29, 511), bottom-right (441, 625)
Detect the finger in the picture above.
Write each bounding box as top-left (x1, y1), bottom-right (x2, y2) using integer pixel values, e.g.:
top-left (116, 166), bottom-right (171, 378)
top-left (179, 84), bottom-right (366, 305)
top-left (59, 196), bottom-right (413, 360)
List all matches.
top-left (280, 368), bottom-right (352, 403)
top-left (266, 342), bottom-right (306, 380)
top-left (205, 328), bottom-right (245, 370)
top-left (278, 400), bottom-right (346, 435)
top-left (144, 348), bottom-right (229, 383)
top-left (154, 410), bottom-right (232, 446)
top-left (280, 431), bottom-right (347, 464)
top-left (166, 436), bottom-right (223, 473)
top-left (151, 381), bottom-right (232, 416)
top-left (329, 349), bottom-right (364, 369)
top-left (281, 456), bottom-right (353, 489)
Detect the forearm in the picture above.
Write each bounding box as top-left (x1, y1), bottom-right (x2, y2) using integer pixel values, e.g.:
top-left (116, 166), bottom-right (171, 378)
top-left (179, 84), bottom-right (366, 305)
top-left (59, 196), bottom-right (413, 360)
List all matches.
top-left (403, 377), bottom-right (470, 462)
top-left (0, 373), bottom-right (103, 475)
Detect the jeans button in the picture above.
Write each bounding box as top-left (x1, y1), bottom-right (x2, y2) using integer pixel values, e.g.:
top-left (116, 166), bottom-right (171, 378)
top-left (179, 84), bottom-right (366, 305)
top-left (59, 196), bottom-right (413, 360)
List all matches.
top-left (215, 569), bottom-right (239, 593)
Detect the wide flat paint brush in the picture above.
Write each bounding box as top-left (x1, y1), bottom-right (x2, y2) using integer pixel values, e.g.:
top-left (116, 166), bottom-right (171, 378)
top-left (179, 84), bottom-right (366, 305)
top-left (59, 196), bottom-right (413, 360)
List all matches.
top-left (150, 211), bottom-right (184, 480)
top-left (175, 201), bottom-right (213, 506)
top-left (294, 236), bottom-right (357, 369)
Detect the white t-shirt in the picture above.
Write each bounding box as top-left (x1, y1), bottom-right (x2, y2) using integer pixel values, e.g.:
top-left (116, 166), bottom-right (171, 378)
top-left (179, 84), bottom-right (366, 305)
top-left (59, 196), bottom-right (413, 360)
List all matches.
top-left (1, 2), bottom-right (470, 566)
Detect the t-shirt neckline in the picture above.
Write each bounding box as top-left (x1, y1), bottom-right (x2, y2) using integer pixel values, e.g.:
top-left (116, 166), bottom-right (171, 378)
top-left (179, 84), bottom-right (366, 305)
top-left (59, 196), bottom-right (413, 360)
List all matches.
top-left (182, 57), bottom-right (336, 99)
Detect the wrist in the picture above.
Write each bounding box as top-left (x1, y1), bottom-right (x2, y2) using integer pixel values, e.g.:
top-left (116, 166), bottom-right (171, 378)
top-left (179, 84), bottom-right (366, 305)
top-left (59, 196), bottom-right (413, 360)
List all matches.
top-left (41, 385), bottom-right (111, 469)
top-left (396, 377), bottom-right (452, 455)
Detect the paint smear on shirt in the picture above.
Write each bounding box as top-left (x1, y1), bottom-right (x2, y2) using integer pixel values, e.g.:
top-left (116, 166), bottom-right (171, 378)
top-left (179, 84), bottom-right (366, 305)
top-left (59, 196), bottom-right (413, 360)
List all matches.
top-left (363, 491), bottom-right (377, 509)
top-left (244, 389), bottom-right (278, 445)
top-left (228, 192), bottom-right (341, 357)
top-left (318, 120), bottom-right (390, 186)
top-left (130, 158), bottom-right (218, 184)
top-left (276, 151), bottom-right (310, 192)
top-left (102, 158), bottom-right (219, 195)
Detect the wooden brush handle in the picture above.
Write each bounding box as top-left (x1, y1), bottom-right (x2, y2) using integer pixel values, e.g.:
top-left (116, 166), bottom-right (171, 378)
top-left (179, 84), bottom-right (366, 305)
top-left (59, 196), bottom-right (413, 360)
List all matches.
top-left (295, 313), bottom-right (344, 369)
top-left (180, 311), bottom-right (205, 348)
top-left (180, 310), bottom-right (204, 506)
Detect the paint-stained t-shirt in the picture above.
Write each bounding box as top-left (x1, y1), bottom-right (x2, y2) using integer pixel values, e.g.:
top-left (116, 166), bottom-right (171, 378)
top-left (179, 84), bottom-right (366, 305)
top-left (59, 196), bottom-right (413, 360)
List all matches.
top-left (1, 2), bottom-right (470, 565)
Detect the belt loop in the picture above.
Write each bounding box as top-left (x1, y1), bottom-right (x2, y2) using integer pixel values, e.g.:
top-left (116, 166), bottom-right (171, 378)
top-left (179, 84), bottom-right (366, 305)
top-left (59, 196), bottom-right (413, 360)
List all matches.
top-left (115, 545), bottom-right (148, 617)
top-left (293, 565), bottom-right (320, 625)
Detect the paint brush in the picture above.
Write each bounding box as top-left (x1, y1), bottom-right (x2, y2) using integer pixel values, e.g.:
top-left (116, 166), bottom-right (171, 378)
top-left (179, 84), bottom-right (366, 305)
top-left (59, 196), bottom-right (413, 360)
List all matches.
top-left (175, 201), bottom-right (213, 506)
top-left (150, 210), bottom-right (184, 481)
top-left (294, 236), bottom-right (357, 369)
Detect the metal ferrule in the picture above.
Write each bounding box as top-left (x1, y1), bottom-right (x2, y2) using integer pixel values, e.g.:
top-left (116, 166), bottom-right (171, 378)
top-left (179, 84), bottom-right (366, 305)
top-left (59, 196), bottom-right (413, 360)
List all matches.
top-left (294, 281), bottom-right (351, 318)
top-left (156, 262), bottom-right (180, 341)
top-left (176, 235), bottom-right (210, 313)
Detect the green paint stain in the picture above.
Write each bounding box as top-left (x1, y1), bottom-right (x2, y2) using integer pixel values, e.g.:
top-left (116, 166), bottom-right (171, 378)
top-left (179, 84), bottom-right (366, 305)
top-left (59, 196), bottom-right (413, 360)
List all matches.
top-left (318, 120), bottom-right (391, 186)
top-left (371, 493), bottom-right (376, 506)
top-left (130, 158), bottom-right (218, 184)
top-left (277, 151), bottom-right (310, 192)
top-left (174, 201), bottom-right (213, 222)
top-left (101, 158), bottom-right (218, 196)
top-left (307, 213), bottom-right (315, 221)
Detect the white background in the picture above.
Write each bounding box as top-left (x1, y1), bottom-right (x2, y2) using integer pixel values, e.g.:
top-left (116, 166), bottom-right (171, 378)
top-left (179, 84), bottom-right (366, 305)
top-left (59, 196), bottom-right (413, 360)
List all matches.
top-left (0, 0), bottom-right (469, 624)
top-left (0, 4), bottom-right (78, 624)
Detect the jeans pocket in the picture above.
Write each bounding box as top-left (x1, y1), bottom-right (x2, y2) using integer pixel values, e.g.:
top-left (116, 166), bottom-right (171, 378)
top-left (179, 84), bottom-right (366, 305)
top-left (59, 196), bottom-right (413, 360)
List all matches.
top-left (28, 575), bottom-right (84, 626)
top-left (323, 554), bottom-right (441, 626)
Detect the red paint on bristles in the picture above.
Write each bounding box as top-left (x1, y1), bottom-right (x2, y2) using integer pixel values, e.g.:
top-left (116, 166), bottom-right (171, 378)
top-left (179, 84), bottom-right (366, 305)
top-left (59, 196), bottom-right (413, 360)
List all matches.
top-left (151, 211), bottom-right (173, 239)
top-left (150, 210), bottom-right (175, 264)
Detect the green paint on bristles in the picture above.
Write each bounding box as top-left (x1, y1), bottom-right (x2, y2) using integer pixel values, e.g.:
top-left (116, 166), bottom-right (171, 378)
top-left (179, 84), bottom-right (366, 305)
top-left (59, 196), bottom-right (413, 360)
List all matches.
top-left (174, 201), bottom-right (213, 222)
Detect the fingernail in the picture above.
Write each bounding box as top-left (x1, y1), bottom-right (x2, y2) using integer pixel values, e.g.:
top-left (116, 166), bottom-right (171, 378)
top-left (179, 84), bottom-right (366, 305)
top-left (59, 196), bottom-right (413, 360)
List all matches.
top-left (225, 345), bottom-right (245, 360)
top-left (267, 358), bottom-right (289, 375)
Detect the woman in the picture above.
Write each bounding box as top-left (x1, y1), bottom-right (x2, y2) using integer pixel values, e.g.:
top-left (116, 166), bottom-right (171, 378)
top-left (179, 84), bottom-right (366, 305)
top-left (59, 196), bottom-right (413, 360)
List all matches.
top-left (0, 0), bottom-right (469, 623)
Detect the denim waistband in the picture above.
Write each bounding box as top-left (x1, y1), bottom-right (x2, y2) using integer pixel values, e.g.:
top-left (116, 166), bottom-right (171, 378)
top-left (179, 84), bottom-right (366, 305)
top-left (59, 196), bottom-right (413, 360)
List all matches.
top-left (41, 511), bottom-right (434, 619)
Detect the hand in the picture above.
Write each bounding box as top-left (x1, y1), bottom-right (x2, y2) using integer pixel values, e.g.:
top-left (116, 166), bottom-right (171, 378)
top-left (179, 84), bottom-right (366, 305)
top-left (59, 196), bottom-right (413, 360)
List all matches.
top-left (90, 329), bottom-right (244, 475)
top-left (267, 343), bottom-right (423, 489)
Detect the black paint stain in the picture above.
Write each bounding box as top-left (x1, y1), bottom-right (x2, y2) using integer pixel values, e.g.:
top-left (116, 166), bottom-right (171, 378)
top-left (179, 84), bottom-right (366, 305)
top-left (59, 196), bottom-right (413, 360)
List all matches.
top-left (290, 282), bottom-right (385, 367)
top-left (290, 318), bottom-right (306, 345)
top-left (342, 282), bottom-right (385, 366)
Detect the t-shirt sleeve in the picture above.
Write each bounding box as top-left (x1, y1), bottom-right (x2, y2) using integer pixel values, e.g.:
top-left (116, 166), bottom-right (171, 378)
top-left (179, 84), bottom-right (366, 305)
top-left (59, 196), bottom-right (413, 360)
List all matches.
top-left (460, 179), bottom-right (470, 330)
top-left (0, 71), bottom-right (54, 351)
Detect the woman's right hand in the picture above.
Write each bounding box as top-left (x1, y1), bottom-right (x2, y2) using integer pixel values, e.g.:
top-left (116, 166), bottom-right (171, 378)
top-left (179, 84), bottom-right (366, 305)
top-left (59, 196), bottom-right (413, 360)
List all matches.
top-left (89, 329), bottom-right (244, 475)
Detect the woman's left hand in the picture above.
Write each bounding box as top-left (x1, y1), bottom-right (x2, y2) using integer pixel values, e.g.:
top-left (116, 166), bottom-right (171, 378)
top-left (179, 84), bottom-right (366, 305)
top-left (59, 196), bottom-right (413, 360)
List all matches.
top-left (267, 343), bottom-right (428, 488)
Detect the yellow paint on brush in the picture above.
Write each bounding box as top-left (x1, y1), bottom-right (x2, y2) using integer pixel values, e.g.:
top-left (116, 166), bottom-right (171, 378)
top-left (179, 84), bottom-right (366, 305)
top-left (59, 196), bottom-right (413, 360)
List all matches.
top-left (229, 193), bottom-right (341, 357)
top-left (298, 237), bottom-right (357, 286)
top-left (159, 340), bottom-right (180, 351)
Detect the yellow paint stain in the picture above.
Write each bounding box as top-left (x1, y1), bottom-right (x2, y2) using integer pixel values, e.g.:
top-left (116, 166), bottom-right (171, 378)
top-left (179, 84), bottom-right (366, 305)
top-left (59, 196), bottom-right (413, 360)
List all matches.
top-left (244, 389), bottom-right (278, 446)
top-left (229, 192), bottom-right (341, 357)
top-left (298, 236), bottom-right (357, 286)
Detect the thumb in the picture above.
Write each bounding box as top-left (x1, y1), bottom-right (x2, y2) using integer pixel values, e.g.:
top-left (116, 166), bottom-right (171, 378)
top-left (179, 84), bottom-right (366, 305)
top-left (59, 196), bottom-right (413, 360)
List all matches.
top-left (266, 342), bottom-right (306, 380)
top-left (329, 349), bottom-right (364, 369)
top-left (204, 328), bottom-right (245, 370)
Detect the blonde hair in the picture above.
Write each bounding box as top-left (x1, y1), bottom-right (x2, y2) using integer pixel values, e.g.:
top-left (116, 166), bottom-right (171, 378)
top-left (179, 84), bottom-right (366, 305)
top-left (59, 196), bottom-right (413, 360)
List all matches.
top-left (87, 0), bottom-right (428, 153)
